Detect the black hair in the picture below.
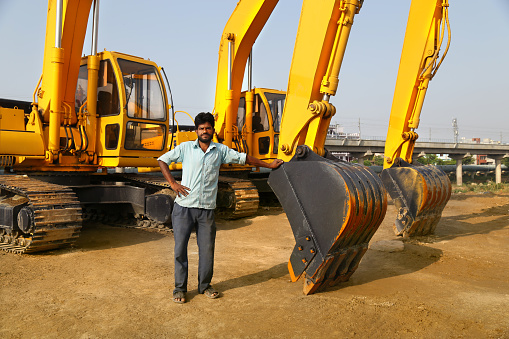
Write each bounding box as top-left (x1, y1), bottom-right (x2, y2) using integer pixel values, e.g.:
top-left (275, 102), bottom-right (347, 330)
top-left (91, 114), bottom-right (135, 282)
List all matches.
top-left (195, 112), bottom-right (215, 129)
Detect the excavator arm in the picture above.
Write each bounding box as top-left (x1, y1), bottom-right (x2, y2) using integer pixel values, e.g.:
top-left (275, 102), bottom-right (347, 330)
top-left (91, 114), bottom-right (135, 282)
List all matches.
top-left (39, 0), bottom-right (93, 123)
top-left (381, 0), bottom-right (452, 237)
top-left (277, 0), bottom-right (359, 160)
top-left (266, 0), bottom-right (388, 295)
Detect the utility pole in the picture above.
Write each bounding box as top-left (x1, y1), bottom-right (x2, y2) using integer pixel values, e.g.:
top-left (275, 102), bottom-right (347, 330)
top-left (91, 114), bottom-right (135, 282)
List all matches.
top-left (358, 118), bottom-right (361, 139)
top-left (452, 118), bottom-right (458, 143)
top-left (429, 127), bottom-right (431, 142)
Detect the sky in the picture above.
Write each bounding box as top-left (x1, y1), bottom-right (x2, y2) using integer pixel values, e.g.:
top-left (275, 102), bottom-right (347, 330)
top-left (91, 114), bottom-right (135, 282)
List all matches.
top-left (0, 0), bottom-right (508, 142)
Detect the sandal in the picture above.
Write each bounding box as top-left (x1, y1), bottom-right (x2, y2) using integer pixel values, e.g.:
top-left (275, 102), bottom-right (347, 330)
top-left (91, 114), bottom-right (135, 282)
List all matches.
top-left (173, 291), bottom-right (186, 304)
top-left (203, 286), bottom-right (220, 299)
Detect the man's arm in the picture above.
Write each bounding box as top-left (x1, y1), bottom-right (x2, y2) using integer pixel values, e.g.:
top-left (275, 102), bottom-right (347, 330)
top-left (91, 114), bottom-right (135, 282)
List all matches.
top-left (158, 160), bottom-right (190, 197)
top-left (246, 155), bottom-right (284, 169)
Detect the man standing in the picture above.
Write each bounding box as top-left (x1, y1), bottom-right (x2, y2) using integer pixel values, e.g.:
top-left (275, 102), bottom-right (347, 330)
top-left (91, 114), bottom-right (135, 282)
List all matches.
top-left (158, 112), bottom-right (283, 304)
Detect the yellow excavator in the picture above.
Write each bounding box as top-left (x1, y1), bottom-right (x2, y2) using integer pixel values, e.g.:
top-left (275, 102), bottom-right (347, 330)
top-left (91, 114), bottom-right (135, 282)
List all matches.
top-left (205, 0), bottom-right (386, 295)
top-left (0, 0), bottom-right (280, 256)
top-left (0, 0), bottom-right (178, 252)
top-left (381, 0), bottom-right (452, 237)
top-left (0, 0), bottom-right (450, 296)
top-left (208, 0), bottom-right (452, 293)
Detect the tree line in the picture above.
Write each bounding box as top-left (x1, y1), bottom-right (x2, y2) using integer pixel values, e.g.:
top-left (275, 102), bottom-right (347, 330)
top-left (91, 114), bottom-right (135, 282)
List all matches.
top-left (357, 154), bottom-right (476, 166)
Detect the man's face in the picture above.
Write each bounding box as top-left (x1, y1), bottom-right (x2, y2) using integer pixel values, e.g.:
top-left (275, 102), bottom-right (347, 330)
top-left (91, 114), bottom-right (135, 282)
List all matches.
top-left (197, 122), bottom-right (213, 144)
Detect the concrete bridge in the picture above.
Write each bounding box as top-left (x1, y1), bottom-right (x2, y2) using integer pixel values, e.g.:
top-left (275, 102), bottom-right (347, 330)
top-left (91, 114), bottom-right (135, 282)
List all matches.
top-left (325, 138), bottom-right (509, 186)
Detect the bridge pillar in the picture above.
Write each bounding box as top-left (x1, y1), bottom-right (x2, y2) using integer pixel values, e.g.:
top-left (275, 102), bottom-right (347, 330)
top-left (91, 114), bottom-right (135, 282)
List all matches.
top-left (450, 154), bottom-right (469, 186)
top-left (351, 151), bottom-right (372, 166)
top-left (488, 155), bottom-right (505, 184)
top-left (412, 151), bottom-right (426, 164)
top-left (496, 159), bottom-right (502, 184)
top-left (456, 159), bottom-right (463, 186)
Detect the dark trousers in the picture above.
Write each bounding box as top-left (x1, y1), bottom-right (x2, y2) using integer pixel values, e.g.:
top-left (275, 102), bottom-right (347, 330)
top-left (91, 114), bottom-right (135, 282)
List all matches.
top-left (172, 203), bottom-right (216, 294)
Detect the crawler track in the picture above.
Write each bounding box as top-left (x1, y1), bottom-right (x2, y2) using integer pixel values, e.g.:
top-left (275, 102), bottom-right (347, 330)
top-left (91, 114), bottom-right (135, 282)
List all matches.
top-left (0, 175), bottom-right (82, 254)
top-left (120, 173), bottom-right (259, 219)
top-left (216, 176), bottom-right (259, 219)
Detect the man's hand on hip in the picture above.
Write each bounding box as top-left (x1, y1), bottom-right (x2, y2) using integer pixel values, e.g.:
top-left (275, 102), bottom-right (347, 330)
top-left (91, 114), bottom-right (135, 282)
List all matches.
top-left (170, 182), bottom-right (191, 198)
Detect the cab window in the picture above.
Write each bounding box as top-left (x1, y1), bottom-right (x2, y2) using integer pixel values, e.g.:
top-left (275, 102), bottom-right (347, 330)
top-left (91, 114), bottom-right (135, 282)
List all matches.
top-left (237, 97), bottom-right (246, 132)
top-left (97, 60), bottom-right (121, 116)
top-left (75, 61), bottom-right (121, 116)
top-left (124, 122), bottom-right (165, 151)
top-left (264, 92), bottom-right (285, 133)
top-left (75, 65), bottom-right (88, 112)
top-left (117, 59), bottom-right (165, 121)
top-left (253, 94), bottom-right (269, 132)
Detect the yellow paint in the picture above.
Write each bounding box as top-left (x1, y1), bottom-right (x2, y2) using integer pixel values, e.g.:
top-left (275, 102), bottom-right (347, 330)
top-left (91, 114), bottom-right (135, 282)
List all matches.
top-left (213, 0), bottom-right (279, 141)
top-left (0, 130), bottom-right (45, 156)
top-left (0, 107), bottom-right (25, 131)
top-left (2, 0), bottom-right (171, 172)
top-left (278, 0), bottom-right (361, 162)
top-left (384, 0), bottom-right (450, 168)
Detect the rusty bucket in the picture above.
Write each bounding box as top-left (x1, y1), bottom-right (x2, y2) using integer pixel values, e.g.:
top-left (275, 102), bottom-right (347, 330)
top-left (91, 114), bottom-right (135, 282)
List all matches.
top-left (268, 146), bottom-right (387, 295)
top-left (381, 158), bottom-right (451, 237)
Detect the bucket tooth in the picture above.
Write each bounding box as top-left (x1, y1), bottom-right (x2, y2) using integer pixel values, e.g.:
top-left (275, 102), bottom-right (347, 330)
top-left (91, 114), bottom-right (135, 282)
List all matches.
top-left (268, 146), bottom-right (387, 295)
top-left (381, 158), bottom-right (451, 237)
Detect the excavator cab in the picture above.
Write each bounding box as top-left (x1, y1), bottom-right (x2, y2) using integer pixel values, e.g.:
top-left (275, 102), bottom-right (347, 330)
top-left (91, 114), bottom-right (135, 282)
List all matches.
top-left (75, 51), bottom-right (170, 168)
top-left (236, 88), bottom-right (285, 158)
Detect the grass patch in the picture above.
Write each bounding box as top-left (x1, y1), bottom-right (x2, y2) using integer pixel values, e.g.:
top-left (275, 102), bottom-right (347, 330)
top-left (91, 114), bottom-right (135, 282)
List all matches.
top-left (452, 182), bottom-right (509, 194)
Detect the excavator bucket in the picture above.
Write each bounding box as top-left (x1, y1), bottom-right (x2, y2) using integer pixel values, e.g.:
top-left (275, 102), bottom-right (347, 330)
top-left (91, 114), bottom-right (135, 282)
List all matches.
top-left (381, 158), bottom-right (451, 237)
top-left (268, 146), bottom-right (387, 295)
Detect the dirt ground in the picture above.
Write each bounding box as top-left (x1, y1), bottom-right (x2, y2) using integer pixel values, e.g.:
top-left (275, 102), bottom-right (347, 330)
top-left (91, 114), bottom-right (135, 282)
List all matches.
top-left (1, 191), bottom-right (509, 338)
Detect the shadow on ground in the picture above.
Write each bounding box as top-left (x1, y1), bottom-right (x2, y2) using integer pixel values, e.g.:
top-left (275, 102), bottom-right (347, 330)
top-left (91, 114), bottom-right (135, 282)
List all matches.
top-left (412, 202), bottom-right (509, 243)
top-left (216, 207), bottom-right (284, 231)
top-left (198, 241), bottom-right (443, 295)
top-left (214, 262), bottom-right (288, 293)
top-left (37, 222), bottom-right (168, 255)
top-left (322, 242), bottom-right (443, 292)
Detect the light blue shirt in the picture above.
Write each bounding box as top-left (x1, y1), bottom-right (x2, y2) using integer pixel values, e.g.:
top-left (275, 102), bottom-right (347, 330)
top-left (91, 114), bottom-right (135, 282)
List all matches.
top-left (157, 140), bottom-right (247, 209)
